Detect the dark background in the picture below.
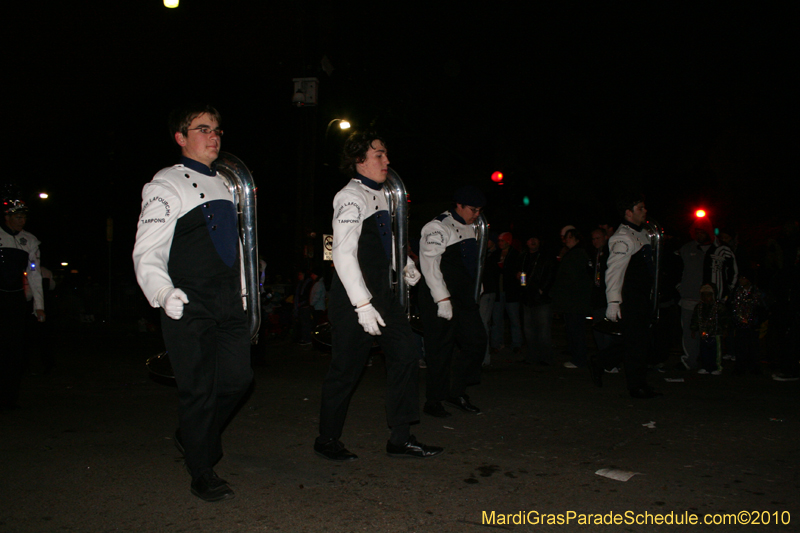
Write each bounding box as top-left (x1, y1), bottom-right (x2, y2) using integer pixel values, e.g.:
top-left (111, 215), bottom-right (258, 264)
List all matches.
top-left (7, 2), bottom-right (797, 297)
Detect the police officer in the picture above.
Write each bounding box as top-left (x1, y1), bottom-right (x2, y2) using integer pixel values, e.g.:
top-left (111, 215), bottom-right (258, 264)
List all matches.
top-left (1, 196), bottom-right (45, 409)
top-left (133, 104), bottom-right (253, 501)
top-left (314, 131), bottom-right (443, 461)
top-left (418, 186), bottom-right (488, 417)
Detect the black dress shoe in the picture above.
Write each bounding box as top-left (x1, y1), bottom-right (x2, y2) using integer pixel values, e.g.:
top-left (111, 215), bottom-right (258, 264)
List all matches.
top-left (386, 435), bottom-right (443, 458)
top-left (445, 395), bottom-right (481, 414)
top-left (314, 438), bottom-right (358, 461)
top-left (588, 356), bottom-right (603, 388)
top-left (191, 471), bottom-right (234, 502)
top-left (423, 402), bottom-right (452, 418)
top-left (629, 387), bottom-right (663, 399)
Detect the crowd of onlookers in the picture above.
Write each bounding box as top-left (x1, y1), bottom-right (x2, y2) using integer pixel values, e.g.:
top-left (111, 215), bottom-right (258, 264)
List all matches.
top-left (274, 215), bottom-right (800, 382)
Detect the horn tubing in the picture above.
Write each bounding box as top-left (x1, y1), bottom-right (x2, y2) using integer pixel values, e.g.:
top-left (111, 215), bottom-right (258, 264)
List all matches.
top-left (215, 152), bottom-right (261, 342)
top-left (473, 213), bottom-right (489, 303)
top-left (643, 219), bottom-right (663, 322)
top-left (384, 168), bottom-right (409, 311)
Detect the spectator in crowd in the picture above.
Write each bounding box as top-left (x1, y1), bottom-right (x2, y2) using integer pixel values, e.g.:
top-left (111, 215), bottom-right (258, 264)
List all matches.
top-left (677, 214), bottom-right (738, 370)
top-left (550, 228), bottom-right (592, 369)
top-left (690, 284), bottom-right (729, 375)
top-left (489, 232), bottom-right (523, 355)
top-left (730, 269), bottom-right (767, 375)
top-left (519, 235), bottom-right (556, 365)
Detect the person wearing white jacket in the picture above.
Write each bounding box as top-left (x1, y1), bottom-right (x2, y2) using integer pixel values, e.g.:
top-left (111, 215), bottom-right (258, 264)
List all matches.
top-left (418, 186), bottom-right (487, 418)
top-left (133, 104), bottom-right (252, 502)
top-left (314, 131), bottom-right (442, 462)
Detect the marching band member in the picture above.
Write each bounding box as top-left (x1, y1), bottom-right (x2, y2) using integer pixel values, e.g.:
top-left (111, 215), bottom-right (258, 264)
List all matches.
top-left (314, 131), bottom-right (442, 461)
top-left (133, 104), bottom-right (252, 501)
top-left (418, 186), bottom-right (488, 418)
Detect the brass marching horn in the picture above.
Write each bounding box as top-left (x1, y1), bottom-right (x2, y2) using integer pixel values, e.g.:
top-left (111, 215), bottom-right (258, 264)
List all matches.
top-left (473, 213), bottom-right (489, 303)
top-left (147, 151), bottom-right (261, 380)
top-left (385, 168), bottom-right (410, 313)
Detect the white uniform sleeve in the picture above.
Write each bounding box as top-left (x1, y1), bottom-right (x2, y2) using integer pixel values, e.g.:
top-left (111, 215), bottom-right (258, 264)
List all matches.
top-left (26, 235), bottom-right (44, 311)
top-left (605, 232), bottom-right (634, 304)
top-left (132, 180), bottom-right (181, 308)
top-left (332, 187), bottom-right (372, 307)
top-left (420, 219), bottom-right (451, 302)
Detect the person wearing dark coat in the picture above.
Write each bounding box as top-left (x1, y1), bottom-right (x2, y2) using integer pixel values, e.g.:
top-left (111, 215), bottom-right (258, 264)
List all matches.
top-left (550, 228), bottom-right (592, 368)
top-left (519, 236), bottom-right (556, 364)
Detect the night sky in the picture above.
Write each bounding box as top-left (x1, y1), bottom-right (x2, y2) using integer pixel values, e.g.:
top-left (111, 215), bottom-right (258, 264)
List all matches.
top-left (8, 2), bottom-right (797, 282)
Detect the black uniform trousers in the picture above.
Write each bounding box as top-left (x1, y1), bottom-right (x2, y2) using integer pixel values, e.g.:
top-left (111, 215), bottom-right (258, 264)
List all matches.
top-left (0, 291), bottom-right (29, 407)
top-left (318, 208), bottom-right (421, 442)
top-left (619, 293), bottom-right (652, 390)
top-left (418, 286), bottom-right (486, 402)
top-left (160, 274), bottom-right (253, 479)
top-left (318, 271), bottom-right (420, 440)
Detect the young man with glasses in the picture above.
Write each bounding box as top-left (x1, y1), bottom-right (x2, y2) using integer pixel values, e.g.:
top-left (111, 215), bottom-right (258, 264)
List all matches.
top-left (133, 104), bottom-right (252, 502)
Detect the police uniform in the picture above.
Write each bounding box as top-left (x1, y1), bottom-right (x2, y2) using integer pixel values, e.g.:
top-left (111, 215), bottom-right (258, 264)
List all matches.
top-left (0, 219), bottom-right (43, 408)
top-left (418, 210), bottom-right (487, 406)
top-left (317, 174), bottom-right (420, 444)
top-left (133, 156), bottom-right (253, 479)
top-left (604, 220), bottom-right (655, 392)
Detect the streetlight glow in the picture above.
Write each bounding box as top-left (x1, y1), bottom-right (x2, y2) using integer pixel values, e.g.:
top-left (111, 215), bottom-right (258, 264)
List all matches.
top-left (39, 193), bottom-right (49, 199)
top-left (164, 0), bottom-right (179, 7)
top-left (339, 120), bottom-right (351, 130)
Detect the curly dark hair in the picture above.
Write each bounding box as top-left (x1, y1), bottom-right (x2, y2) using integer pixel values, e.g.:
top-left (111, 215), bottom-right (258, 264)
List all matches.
top-left (340, 130), bottom-right (386, 175)
top-left (615, 191), bottom-right (645, 218)
top-left (167, 104), bottom-right (222, 144)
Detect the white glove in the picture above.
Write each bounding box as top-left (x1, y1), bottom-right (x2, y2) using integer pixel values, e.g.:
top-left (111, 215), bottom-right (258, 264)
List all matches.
top-left (437, 300), bottom-right (453, 320)
top-left (403, 263), bottom-right (421, 286)
top-left (606, 302), bottom-right (621, 322)
top-left (159, 288), bottom-right (190, 320)
top-left (355, 303), bottom-right (386, 335)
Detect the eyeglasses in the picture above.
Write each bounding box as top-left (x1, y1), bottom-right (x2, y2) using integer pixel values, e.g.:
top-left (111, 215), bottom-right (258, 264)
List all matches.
top-left (187, 126), bottom-right (224, 136)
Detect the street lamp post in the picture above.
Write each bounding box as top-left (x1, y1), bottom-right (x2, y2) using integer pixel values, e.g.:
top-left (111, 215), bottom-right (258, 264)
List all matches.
top-left (323, 119), bottom-right (351, 166)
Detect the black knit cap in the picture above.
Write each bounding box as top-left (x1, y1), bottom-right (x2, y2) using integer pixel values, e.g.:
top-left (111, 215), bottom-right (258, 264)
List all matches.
top-left (453, 185), bottom-right (486, 208)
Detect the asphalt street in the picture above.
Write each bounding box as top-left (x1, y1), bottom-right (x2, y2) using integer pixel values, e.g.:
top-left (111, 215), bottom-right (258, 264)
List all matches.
top-left (2, 322), bottom-right (798, 532)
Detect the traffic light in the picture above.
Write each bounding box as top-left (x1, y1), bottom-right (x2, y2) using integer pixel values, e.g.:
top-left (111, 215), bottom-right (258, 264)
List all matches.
top-left (695, 209), bottom-right (706, 218)
top-left (491, 171), bottom-right (504, 184)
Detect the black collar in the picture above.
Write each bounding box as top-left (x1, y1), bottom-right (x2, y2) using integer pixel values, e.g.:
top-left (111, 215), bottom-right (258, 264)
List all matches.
top-left (621, 219), bottom-right (643, 232)
top-left (355, 173), bottom-right (383, 191)
top-left (450, 210), bottom-right (467, 225)
top-left (180, 156), bottom-right (216, 177)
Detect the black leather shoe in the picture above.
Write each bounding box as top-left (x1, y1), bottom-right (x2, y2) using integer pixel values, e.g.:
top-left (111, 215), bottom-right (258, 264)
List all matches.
top-left (423, 402), bottom-right (452, 418)
top-left (588, 356), bottom-right (603, 388)
top-left (191, 472), bottom-right (234, 502)
top-left (386, 435), bottom-right (443, 458)
top-left (445, 395), bottom-right (480, 414)
top-left (629, 387), bottom-right (663, 399)
top-left (314, 438), bottom-right (358, 462)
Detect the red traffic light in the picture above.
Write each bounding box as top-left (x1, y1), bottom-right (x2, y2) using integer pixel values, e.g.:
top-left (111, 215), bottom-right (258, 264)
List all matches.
top-left (695, 209), bottom-right (706, 218)
top-left (491, 171), bottom-right (504, 183)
